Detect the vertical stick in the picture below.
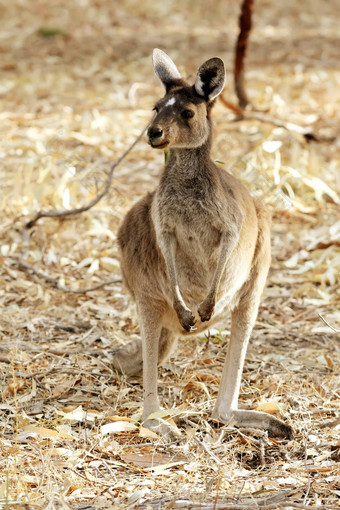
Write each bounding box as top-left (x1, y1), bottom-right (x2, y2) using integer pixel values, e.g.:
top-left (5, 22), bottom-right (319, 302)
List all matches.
top-left (234, 0), bottom-right (254, 108)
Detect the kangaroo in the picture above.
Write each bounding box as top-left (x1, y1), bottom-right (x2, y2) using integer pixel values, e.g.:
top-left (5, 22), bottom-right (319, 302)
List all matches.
top-left (114, 49), bottom-right (293, 438)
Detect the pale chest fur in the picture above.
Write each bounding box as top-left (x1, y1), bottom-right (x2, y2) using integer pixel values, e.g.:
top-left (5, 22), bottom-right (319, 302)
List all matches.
top-left (156, 172), bottom-right (227, 241)
top-left (151, 174), bottom-right (240, 306)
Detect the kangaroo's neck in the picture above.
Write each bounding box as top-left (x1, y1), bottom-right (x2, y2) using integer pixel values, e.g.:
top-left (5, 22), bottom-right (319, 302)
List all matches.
top-left (165, 134), bottom-right (213, 179)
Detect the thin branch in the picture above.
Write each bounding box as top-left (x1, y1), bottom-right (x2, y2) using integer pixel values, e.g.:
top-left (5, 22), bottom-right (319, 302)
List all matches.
top-left (143, 489), bottom-right (338, 510)
top-left (69, 467), bottom-right (115, 487)
top-left (193, 437), bottom-right (223, 466)
top-left (236, 111), bottom-right (316, 135)
top-left (234, 111), bottom-right (335, 142)
top-left (318, 417), bottom-right (340, 429)
top-left (144, 498), bottom-right (340, 510)
top-left (8, 256), bottom-right (121, 293)
top-left (318, 313), bottom-right (340, 333)
top-left (234, 0), bottom-right (254, 108)
top-left (220, 95), bottom-right (334, 143)
top-left (3, 368), bottom-right (82, 379)
top-left (222, 0), bottom-right (335, 143)
top-left (147, 491), bottom-right (295, 510)
top-left (25, 123), bottom-right (149, 229)
top-left (219, 95), bottom-right (243, 114)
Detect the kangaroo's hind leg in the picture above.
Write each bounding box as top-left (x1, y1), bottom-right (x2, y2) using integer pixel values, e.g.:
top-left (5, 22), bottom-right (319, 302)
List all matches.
top-left (112, 327), bottom-right (177, 375)
top-left (212, 294), bottom-right (293, 437)
top-left (212, 217), bottom-right (293, 438)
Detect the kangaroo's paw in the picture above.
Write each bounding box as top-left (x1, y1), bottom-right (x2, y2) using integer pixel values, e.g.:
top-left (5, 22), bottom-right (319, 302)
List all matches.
top-left (174, 301), bottom-right (196, 332)
top-left (179, 309), bottom-right (196, 332)
top-left (198, 297), bottom-right (215, 322)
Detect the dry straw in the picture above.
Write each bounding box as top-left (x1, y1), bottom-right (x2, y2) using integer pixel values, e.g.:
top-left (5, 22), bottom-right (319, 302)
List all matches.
top-left (0, 0), bottom-right (339, 509)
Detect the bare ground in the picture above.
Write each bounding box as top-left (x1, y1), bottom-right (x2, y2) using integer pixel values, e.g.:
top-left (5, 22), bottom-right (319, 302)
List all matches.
top-left (0, 1), bottom-right (339, 509)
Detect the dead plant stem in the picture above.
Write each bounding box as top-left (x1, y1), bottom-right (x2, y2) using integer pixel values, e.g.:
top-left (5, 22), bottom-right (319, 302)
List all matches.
top-left (25, 123), bottom-right (149, 229)
top-left (8, 256), bottom-right (121, 293)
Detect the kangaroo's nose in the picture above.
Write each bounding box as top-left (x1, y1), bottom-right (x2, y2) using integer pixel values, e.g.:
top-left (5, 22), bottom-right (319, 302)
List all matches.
top-left (148, 126), bottom-right (163, 141)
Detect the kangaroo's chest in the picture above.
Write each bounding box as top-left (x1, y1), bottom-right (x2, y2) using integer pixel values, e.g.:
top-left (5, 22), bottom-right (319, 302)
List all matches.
top-left (155, 185), bottom-right (226, 294)
top-left (170, 197), bottom-right (223, 264)
top-left (159, 181), bottom-right (224, 236)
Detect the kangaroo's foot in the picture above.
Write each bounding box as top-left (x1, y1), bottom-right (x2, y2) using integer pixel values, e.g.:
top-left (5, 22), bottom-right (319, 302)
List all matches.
top-left (112, 339), bottom-right (143, 375)
top-left (143, 417), bottom-right (180, 440)
top-left (212, 408), bottom-right (294, 439)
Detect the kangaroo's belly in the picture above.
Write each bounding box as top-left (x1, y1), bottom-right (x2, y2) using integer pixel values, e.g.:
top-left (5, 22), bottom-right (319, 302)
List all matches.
top-left (174, 224), bottom-right (220, 304)
top-left (174, 229), bottom-right (253, 314)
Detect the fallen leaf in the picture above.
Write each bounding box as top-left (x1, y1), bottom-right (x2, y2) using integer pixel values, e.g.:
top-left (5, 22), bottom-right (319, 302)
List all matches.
top-left (100, 256), bottom-right (119, 271)
top-left (256, 401), bottom-right (282, 414)
top-left (17, 379), bottom-right (37, 403)
top-left (139, 426), bottom-right (159, 440)
top-left (145, 409), bottom-right (178, 420)
top-left (106, 415), bottom-right (136, 423)
top-left (3, 380), bottom-right (25, 398)
top-left (49, 447), bottom-right (73, 457)
top-left (101, 421), bottom-right (137, 435)
top-left (127, 490), bottom-right (150, 507)
top-left (60, 405), bottom-right (103, 422)
top-left (262, 140), bottom-right (282, 153)
top-left (23, 425), bottom-right (74, 440)
top-left (51, 378), bottom-right (77, 399)
top-left (122, 452), bottom-right (187, 469)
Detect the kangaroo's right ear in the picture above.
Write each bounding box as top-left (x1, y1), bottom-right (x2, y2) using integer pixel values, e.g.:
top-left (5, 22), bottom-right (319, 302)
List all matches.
top-left (152, 49), bottom-right (182, 93)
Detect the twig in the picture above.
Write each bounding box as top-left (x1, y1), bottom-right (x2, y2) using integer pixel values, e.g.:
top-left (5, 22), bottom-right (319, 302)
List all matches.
top-left (318, 417), bottom-right (340, 429)
top-left (193, 437), bottom-right (222, 466)
top-left (290, 408), bottom-right (339, 415)
top-left (219, 95), bottom-right (332, 143)
top-left (219, 95), bottom-right (243, 114)
top-left (25, 123), bottom-right (149, 229)
top-left (282, 505), bottom-right (338, 510)
top-left (144, 498), bottom-right (340, 510)
top-left (0, 346), bottom-right (109, 356)
top-left (237, 428), bottom-right (269, 466)
top-left (146, 491), bottom-right (296, 510)
top-left (237, 111), bottom-right (316, 135)
top-left (303, 434), bottom-right (312, 506)
top-left (69, 467), bottom-right (115, 487)
top-left (234, 0), bottom-right (254, 108)
top-left (221, 0), bottom-right (335, 144)
top-left (237, 112), bottom-right (336, 142)
top-left (0, 502), bottom-right (23, 508)
top-left (8, 256), bottom-right (121, 293)
top-left (3, 367), bottom-right (89, 379)
top-left (318, 313), bottom-right (340, 333)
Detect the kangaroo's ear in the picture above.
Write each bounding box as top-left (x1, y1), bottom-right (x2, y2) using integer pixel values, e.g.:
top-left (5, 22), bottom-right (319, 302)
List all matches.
top-left (152, 48), bottom-right (182, 93)
top-left (194, 57), bottom-right (225, 101)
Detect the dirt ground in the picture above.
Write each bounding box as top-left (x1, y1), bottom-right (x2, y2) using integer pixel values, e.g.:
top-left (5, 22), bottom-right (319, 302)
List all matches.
top-left (0, 1), bottom-right (339, 509)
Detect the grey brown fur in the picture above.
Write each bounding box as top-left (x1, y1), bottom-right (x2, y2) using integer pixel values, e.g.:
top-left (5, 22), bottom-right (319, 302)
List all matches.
top-left (114, 49), bottom-right (293, 439)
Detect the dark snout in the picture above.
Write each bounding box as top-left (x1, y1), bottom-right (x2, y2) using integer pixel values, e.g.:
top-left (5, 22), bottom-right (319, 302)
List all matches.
top-left (147, 124), bottom-right (168, 149)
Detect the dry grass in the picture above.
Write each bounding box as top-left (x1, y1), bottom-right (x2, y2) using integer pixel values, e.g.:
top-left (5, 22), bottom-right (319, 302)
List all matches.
top-left (0, 1), bottom-right (339, 509)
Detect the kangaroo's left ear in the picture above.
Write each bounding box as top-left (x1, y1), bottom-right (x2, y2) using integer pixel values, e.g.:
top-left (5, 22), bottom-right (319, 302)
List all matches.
top-left (194, 57), bottom-right (225, 101)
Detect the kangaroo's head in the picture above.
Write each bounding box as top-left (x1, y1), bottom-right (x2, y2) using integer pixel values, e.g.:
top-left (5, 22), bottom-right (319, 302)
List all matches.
top-left (147, 49), bottom-right (225, 150)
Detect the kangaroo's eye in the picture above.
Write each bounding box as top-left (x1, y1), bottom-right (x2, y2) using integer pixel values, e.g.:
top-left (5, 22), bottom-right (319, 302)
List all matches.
top-left (153, 106), bottom-right (159, 113)
top-left (181, 109), bottom-right (194, 119)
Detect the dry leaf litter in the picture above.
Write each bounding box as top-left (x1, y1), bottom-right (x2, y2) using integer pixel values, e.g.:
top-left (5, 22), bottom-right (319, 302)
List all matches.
top-left (0, 0), bottom-right (339, 509)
